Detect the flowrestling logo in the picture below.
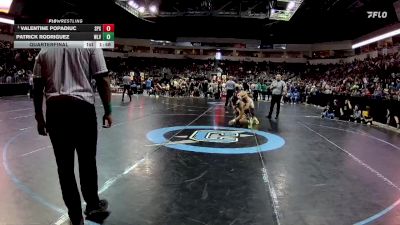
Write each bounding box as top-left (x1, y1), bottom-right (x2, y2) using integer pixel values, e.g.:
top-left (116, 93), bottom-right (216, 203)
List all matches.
top-left (367, 11), bottom-right (388, 18)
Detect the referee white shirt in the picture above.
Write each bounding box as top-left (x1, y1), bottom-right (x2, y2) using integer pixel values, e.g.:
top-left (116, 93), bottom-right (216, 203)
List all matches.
top-left (122, 75), bottom-right (131, 85)
top-left (225, 80), bottom-right (236, 91)
top-left (33, 48), bottom-right (108, 105)
top-left (271, 80), bottom-right (287, 95)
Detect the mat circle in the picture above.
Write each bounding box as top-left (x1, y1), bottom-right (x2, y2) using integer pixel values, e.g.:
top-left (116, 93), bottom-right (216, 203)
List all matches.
top-left (146, 126), bottom-right (285, 154)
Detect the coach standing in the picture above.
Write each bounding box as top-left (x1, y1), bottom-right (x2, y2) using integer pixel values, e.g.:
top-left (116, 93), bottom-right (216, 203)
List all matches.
top-left (267, 74), bottom-right (287, 119)
top-left (33, 48), bottom-right (112, 225)
top-left (225, 76), bottom-right (236, 108)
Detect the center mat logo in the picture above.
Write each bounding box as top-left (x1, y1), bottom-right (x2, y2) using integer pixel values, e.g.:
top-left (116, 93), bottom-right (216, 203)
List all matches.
top-left (146, 126), bottom-right (285, 154)
top-left (190, 130), bottom-right (251, 143)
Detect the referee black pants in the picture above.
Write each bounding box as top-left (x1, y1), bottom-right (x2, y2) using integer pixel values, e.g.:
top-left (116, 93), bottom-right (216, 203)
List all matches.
top-left (225, 89), bottom-right (234, 106)
top-left (46, 96), bottom-right (100, 222)
top-left (122, 85), bottom-right (131, 101)
top-left (268, 94), bottom-right (282, 117)
top-left (253, 90), bottom-right (259, 102)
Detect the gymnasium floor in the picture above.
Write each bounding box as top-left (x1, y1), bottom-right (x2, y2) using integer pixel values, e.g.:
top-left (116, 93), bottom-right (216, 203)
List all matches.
top-left (0, 94), bottom-right (400, 225)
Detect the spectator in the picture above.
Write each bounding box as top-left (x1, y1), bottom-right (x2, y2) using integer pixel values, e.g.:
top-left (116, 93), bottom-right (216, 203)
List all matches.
top-left (290, 88), bottom-right (300, 104)
top-left (251, 82), bottom-right (258, 102)
top-left (386, 102), bottom-right (400, 129)
top-left (28, 74), bottom-right (33, 98)
top-left (362, 106), bottom-right (373, 125)
top-left (145, 78), bottom-right (152, 94)
top-left (202, 79), bottom-right (209, 98)
top-left (322, 103), bottom-right (335, 119)
top-left (6, 75), bottom-right (12, 83)
top-left (261, 81), bottom-right (268, 101)
top-left (265, 81), bottom-right (273, 101)
top-left (256, 80), bottom-right (262, 101)
top-left (341, 99), bottom-right (352, 121)
top-left (350, 105), bottom-right (362, 123)
top-left (333, 99), bottom-right (344, 119)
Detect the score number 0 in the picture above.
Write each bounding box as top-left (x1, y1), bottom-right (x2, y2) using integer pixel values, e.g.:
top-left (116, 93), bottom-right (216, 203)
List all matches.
top-left (102, 24), bottom-right (114, 41)
top-left (103, 24), bottom-right (114, 32)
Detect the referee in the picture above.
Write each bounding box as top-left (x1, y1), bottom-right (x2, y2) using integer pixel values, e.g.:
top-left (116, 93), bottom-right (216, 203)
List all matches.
top-left (33, 48), bottom-right (112, 225)
top-left (122, 73), bottom-right (132, 102)
top-left (267, 74), bottom-right (287, 119)
top-left (225, 76), bottom-right (236, 108)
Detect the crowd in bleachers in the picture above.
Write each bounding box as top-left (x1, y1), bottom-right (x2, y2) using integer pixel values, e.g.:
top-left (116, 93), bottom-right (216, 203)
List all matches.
top-left (104, 54), bottom-right (399, 128)
top-left (300, 53), bottom-right (400, 100)
top-left (0, 41), bottom-right (38, 84)
top-left (105, 57), bottom-right (302, 82)
top-left (3, 45), bottom-right (397, 102)
top-left (105, 54), bottom-right (400, 100)
top-left (1, 42), bottom-right (399, 128)
top-left (285, 53), bottom-right (400, 128)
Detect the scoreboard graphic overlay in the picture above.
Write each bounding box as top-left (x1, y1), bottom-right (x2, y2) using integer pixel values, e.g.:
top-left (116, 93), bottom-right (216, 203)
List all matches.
top-left (14, 20), bottom-right (115, 49)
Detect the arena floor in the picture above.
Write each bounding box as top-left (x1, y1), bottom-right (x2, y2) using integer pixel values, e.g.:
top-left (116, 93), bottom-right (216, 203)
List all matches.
top-left (1, 94), bottom-right (400, 225)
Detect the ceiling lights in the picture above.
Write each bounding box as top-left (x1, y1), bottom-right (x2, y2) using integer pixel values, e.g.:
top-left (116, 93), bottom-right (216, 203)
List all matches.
top-left (117, 0), bottom-right (300, 20)
top-left (352, 28), bottom-right (400, 49)
top-left (115, 0), bottom-right (158, 18)
top-left (270, 0), bottom-right (303, 21)
top-left (286, 1), bottom-right (295, 10)
top-left (149, 5), bottom-right (158, 14)
top-left (0, 0), bottom-right (12, 13)
top-left (128, 0), bottom-right (139, 9)
top-left (0, 16), bottom-right (14, 25)
top-left (138, 6), bottom-right (145, 13)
